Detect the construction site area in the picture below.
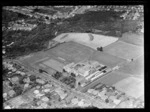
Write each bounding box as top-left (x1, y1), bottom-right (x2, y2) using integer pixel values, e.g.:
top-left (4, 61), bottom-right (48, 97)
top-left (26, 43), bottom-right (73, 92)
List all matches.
top-left (18, 32), bottom-right (144, 108)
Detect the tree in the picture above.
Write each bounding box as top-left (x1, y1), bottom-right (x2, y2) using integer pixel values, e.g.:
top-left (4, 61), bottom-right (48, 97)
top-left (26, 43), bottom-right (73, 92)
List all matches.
top-left (70, 73), bottom-right (75, 77)
top-left (39, 69), bottom-right (44, 73)
top-left (29, 75), bottom-right (36, 82)
top-left (105, 99), bottom-right (109, 103)
top-left (111, 86), bottom-right (115, 90)
top-left (97, 47), bottom-right (103, 51)
top-left (99, 47), bottom-right (103, 51)
top-left (13, 85), bottom-right (23, 95)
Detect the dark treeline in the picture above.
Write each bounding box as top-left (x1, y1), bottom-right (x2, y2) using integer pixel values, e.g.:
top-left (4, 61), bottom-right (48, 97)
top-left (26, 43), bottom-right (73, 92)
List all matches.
top-left (3, 9), bottom-right (142, 59)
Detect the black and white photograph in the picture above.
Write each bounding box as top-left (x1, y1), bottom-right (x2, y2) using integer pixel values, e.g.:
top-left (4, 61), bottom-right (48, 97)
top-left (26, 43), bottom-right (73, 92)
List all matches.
top-left (2, 5), bottom-right (144, 109)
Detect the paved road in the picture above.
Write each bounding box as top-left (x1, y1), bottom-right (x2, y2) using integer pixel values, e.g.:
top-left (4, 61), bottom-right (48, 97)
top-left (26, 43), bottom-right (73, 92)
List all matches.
top-left (7, 59), bottom-right (112, 108)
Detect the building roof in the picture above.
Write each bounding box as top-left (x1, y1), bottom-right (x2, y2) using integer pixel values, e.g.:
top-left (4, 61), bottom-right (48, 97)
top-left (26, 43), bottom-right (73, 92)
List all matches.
top-left (71, 98), bottom-right (79, 105)
top-left (70, 60), bottom-right (102, 76)
top-left (55, 87), bottom-right (67, 100)
top-left (9, 96), bottom-right (28, 107)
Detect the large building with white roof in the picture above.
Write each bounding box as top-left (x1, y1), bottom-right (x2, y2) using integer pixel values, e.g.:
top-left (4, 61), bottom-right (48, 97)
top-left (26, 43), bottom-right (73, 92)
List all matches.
top-left (63, 60), bottom-right (106, 78)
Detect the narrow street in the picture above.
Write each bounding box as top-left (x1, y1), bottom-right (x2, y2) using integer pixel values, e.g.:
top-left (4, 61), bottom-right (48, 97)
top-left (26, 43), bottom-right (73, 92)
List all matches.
top-left (4, 59), bottom-right (112, 108)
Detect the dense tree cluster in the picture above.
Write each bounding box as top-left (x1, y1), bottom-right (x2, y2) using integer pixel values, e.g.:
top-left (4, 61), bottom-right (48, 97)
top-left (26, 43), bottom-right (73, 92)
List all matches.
top-left (3, 6), bottom-right (143, 59)
top-left (3, 21), bottom-right (55, 59)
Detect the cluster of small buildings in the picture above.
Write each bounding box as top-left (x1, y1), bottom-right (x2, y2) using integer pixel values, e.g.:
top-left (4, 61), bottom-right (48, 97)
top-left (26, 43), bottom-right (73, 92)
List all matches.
top-left (3, 60), bottom-right (88, 109)
top-left (4, 6), bottom-right (143, 26)
top-left (8, 19), bottom-right (37, 31)
top-left (70, 97), bottom-right (92, 108)
top-left (3, 62), bottom-right (29, 103)
top-left (63, 60), bottom-right (111, 84)
top-left (87, 83), bottom-right (144, 108)
top-left (120, 10), bottom-right (141, 20)
top-left (4, 79), bottom-right (75, 109)
top-left (3, 67), bottom-right (69, 109)
top-left (3, 61), bottom-right (25, 74)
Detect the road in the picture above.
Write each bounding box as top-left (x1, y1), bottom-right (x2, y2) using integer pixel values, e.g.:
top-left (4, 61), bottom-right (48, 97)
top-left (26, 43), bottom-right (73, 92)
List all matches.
top-left (80, 70), bottom-right (112, 93)
top-left (4, 59), bottom-right (112, 108)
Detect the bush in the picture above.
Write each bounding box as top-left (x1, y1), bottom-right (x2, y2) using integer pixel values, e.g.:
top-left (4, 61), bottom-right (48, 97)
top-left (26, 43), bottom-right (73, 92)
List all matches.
top-left (13, 85), bottom-right (23, 95)
top-left (29, 75), bottom-right (36, 82)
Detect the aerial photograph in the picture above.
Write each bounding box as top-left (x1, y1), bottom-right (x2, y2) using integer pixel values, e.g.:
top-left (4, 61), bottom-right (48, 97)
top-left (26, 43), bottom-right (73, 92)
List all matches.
top-left (2, 5), bottom-right (144, 109)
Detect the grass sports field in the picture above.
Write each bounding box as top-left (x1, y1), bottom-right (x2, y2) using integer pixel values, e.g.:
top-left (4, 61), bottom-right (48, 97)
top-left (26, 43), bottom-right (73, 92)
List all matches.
top-left (89, 51), bottom-right (127, 68)
top-left (19, 51), bottom-right (51, 70)
top-left (47, 41), bottom-right (95, 63)
top-left (104, 40), bottom-right (144, 60)
top-left (54, 33), bottom-right (118, 50)
top-left (20, 41), bottom-right (127, 72)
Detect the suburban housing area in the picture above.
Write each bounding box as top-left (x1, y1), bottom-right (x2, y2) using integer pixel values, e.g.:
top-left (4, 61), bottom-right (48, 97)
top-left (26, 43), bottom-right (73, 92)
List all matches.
top-left (3, 32), bottom-right (144, 109)
top-left (3, 5), bottom-right (144, 109)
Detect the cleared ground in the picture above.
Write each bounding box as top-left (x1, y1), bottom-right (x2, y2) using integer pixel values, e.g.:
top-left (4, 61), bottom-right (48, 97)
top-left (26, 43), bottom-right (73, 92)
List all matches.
top-left (54, 33), bottom-right (118, 50)
top-left (113, 76), bottom-right (144, 98)
top-left (120, 32), bottom-right (144, 46)
top-left (118, 55), bottom-right (144, 77)
top-left (104, 40), bottom-right (144, 60)
top-left (89, 51), bottom-right (127, 68)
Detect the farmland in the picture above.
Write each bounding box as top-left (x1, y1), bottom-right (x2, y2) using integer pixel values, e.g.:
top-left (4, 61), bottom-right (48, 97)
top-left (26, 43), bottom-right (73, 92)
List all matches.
top-left (54, 33), bottom-right (118, 50)
top-left (46, 41), bottom-right (95, 63)
top-left (118, 55), bottom-right (144, 77)
top-left (120, 32), bottom-right (144, 46)
top-left (113, 77), bottom-right (144, 99)
top-left (104, 40), bottom-right (144, 60)
top-left (3, 5), bottom-right (144, 109)
top-left (89, 51), bottom-right (126, 68)
top-left (93, 71), bottom-right (131, 86)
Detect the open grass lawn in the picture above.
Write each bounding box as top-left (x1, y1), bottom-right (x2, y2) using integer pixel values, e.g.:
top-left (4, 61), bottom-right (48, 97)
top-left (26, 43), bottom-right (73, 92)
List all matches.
top-left (113, 76), bottom-right (144, 98)
top-left (43, 59), bottom-right (64, 72)
top-left (90, 51), bottom-right (126, 68)
top-left (118, 55), bottom-right (144, 76)
top-left (95, 71), bottom-right (131, 86)
top-left (19, 51), bottom-right (50, 69)
top-left (80, 71), bottom-right (131, 93)
top-left (48, 41), bottom-right (95, 63)
top-left (104, 40), bottom-right (144, 60)
top-left (119, 32), bottom-right (144, 46)
top-left (20, 41), bottom-right (127, 71)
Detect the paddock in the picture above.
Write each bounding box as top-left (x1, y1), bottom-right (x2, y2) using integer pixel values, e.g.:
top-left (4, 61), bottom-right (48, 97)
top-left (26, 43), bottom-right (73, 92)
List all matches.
top-left (54, 33), bottom-right (118, 50)
top-left (104, 40), bottom-right (144, 60)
